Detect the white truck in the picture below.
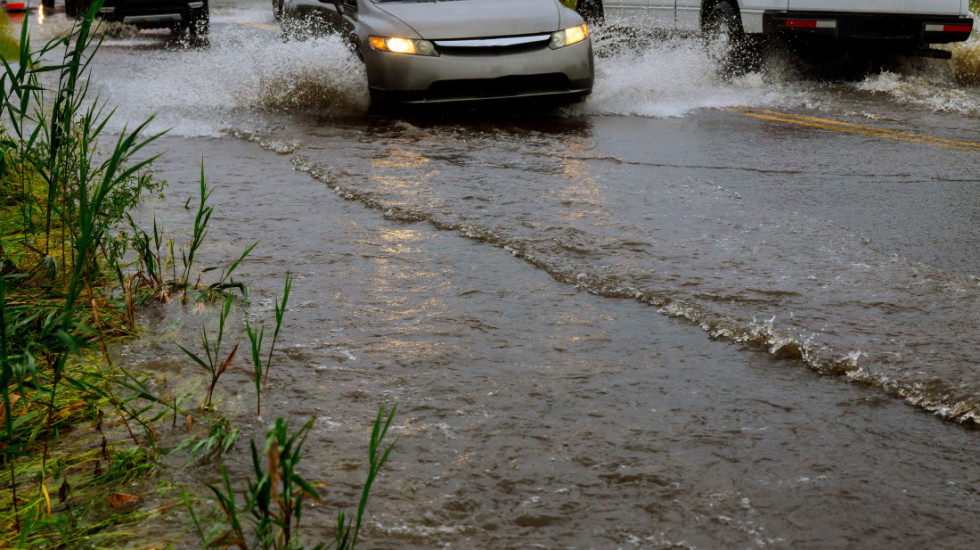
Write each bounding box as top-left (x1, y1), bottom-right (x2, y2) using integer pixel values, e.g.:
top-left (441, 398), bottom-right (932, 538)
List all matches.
top-left (576, 1), bottom-right (975, 67)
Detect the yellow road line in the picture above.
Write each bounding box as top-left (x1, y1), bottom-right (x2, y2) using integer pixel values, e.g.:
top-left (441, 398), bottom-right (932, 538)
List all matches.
top-left (732, 108), bottom-right (980, 153)
top-left (757, 109), bottom-right (980, 149)
top-left (238, 22), bottom-right (280, 32)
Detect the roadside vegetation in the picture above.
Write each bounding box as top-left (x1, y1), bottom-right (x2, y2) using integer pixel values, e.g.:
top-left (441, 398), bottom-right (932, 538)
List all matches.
top-left (1, 3), bottom-right (394, 547)
top-left (0, 11), bottom-right (19, 61)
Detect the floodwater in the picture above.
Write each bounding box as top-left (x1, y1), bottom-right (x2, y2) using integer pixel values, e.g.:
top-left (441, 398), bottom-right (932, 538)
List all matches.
top-left (24, 1), bottom-right (980, 547)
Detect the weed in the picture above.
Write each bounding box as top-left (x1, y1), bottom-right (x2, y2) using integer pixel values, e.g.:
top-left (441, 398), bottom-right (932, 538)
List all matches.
top-left (0, 12), bottom-right (17, 61)
top-left (0, 4), bottom-right (174, 542)
top-left (177, 295), bottom-right (239, 409)
top-left (198, 406), bottom-right (397, 550)
top-left (331, 404), bottom-right (397, 550)
top-left (200, 240), bottom-right (257, 304)
top-left (172, 417), bottom-right (241, 465)
top-left (245, 273), bottom-right (292, 417)
top-left (126, 164), bottom-right (255, 305)
top-left (107, 445), bottom-right (157, 483)
top-left (1, 4), bottom-right (395, 547)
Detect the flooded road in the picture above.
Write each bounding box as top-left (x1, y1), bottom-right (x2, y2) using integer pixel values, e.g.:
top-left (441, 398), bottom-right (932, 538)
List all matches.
top-left (23, 1), bottom-right (980, 547)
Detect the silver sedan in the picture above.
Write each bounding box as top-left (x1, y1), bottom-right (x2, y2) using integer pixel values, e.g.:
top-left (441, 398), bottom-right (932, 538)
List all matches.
top-left (277, 0), bottom-right (594, 106)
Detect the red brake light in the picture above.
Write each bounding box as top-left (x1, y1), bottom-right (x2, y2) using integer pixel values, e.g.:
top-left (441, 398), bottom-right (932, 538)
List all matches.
top-left (785, 20), bottom-right (818, 28)
top-left (942, 24), bottom-right (973, 33)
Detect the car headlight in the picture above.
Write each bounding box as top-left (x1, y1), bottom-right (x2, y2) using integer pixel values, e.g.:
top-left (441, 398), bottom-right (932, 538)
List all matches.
top-left (549, 24), bottom-right (589, 49)
top-left (368, 36), bottom-right (439, 56)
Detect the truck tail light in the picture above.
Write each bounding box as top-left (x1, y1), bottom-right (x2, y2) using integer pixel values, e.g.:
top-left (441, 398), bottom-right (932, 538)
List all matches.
top-left (784, 19), bottom-right (837, 29)
top-left (925, 24), bottom-right (973, 33)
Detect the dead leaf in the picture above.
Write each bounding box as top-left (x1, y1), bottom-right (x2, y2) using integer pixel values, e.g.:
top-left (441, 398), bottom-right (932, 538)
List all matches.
top-left (108, 493), bottom-right (140, 509)
top-left (268, 443), bottom-right (281, 500)
top-left (0, 394), bottom-right (19, 426)
top-left (219, 343), bottom-right (239, 377)
top-left (58, 479), bottom-right (71, 504)
top-left (41, 484), bottom-right (51, 516)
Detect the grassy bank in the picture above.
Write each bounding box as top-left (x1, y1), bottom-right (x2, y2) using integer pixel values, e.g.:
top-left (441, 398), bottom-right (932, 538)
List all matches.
top-left (0, 3), bottom-right (176, 543)
top-left (2, 4), bottom-right (395, 548)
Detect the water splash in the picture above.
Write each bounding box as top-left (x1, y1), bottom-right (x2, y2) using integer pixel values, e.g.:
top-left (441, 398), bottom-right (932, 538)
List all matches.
top-left (856, 69), bottom-right (980, 117)
top-left (82, 15), bottom-right (368, 136)
top-left (852, 35), bottom-right (980, 117)
top-left (582, 26), bottom-right (800, 118)
top-left (952, 34), bottom-right (980, 85)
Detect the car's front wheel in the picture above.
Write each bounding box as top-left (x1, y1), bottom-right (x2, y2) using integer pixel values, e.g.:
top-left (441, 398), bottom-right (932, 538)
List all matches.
top-left (174, 3), bottom-right (209, 45)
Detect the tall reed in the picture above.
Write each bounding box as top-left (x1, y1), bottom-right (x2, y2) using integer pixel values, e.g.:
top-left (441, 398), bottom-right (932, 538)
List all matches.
top-left (246, 273), bottom-right (293, 417)
top-left (178, 295), bottom-right (239, 409)
top-left (1, 3), bottom-right (169, 541)
top-left (197, 406), bottom-right (398, 549)
top-left (126, 165), bottom-right (255, 305)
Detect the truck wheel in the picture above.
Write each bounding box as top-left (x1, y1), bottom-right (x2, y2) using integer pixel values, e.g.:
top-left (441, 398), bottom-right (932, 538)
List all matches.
top-left (703, 1), bottom-right (752, 75)
top-left (576, 0), bottom-right (604, 25)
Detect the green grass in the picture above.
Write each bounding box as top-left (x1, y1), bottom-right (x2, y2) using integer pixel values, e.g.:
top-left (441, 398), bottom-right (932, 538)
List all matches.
top-left (0, 3), bottom-right (176, 544)
top-left (2, 4), bottom-right (396, 547)
top-left (0, 12), bottom-right (18, 61)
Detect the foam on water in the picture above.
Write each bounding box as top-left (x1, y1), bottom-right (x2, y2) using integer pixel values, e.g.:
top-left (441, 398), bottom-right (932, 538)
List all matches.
top-left (853, 35), bottom-right (980, 117)
top-left (856, 71), bottom-right (980, 117)
top-left (74, 14), bottom-right (368, 136)
top-left (581, 27), bottom-right (801, 118)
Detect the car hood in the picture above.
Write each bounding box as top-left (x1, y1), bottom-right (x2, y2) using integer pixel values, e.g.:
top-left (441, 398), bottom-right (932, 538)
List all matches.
top-left (374, 0), bottom-right (561, 40)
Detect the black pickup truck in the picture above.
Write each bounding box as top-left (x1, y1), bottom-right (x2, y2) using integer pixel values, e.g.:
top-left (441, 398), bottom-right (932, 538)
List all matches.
top-left (57, 0), bottom-right (209, 38)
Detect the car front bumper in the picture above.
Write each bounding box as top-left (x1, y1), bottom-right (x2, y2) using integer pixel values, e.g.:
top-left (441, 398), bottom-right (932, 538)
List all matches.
top-left (363, 38), bottom-right (594, 104)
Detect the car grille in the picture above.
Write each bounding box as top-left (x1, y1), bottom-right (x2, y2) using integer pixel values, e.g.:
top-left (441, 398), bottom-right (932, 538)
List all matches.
top-left (426, 74), bottom-right (571, 101)
top-left (433, 34), bottom-right (552, 54)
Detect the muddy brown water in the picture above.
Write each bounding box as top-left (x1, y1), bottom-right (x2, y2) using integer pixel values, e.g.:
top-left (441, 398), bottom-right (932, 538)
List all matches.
top-left (24, 1), bottom-right (980, 547)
